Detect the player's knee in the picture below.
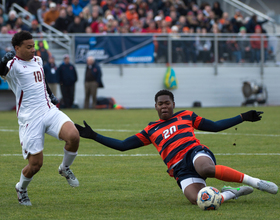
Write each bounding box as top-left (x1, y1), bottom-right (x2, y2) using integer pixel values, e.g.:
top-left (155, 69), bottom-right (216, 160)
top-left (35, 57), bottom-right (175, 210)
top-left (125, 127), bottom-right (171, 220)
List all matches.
top-left (186, 194), bottom-right (198, 205)
top-left (198, 165), bottom-right (215, 178)
top-left (30, 162), bottom-right (43, 175)
top-left (70, 130), bottom-right (80, 144)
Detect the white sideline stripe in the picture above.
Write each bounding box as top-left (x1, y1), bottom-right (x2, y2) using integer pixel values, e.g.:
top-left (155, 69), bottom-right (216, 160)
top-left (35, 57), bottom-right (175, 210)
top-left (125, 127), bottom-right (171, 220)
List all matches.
top-left (0, 128), bottom-right (280, 137)
top-left (1, 153), bottom-right (280, 157)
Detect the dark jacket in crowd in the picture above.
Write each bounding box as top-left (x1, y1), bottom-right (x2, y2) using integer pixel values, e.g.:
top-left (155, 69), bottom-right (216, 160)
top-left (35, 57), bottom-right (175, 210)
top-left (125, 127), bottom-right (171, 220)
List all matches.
top-left (85, 62), bottom-right (104, 88)
top-left (56, 62), bottom-right (78, 86)
top-left (43, 62), bottom-right (58, 84)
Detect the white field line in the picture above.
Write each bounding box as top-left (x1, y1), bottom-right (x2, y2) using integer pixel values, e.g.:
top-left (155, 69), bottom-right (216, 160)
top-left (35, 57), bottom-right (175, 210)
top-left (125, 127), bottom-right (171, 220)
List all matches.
top-left (0, 128), bottom-right (280, 137)
top-left (1, 153), bottom-right (280, 157)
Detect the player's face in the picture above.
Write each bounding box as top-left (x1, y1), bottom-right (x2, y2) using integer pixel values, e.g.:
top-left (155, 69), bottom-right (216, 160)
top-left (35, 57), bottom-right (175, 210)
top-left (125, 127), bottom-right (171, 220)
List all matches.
top-left (155, 95), bottom-right (175, 120)
top-left (15, 39), bottom-right (35, 61)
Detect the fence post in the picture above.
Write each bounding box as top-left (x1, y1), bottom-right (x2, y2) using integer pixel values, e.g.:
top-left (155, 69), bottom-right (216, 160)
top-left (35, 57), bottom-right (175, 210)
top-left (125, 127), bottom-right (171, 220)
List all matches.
top-left (214, 34), bottom-right (218, 75)
top-left (168, 35), bottom-right (172, 64)
top-left (260, 35), bottom-right (264, 77)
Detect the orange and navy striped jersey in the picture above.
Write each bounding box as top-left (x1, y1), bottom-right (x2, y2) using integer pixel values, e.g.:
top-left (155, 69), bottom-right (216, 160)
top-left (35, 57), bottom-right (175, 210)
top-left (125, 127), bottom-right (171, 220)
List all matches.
top-left (135, 110), bottom-right (207, 169)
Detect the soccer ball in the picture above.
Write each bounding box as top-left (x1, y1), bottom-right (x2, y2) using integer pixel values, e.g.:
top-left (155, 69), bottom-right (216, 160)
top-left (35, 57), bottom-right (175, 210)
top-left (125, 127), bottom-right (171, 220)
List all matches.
top-left (197, 186), bottom-right (222, 210)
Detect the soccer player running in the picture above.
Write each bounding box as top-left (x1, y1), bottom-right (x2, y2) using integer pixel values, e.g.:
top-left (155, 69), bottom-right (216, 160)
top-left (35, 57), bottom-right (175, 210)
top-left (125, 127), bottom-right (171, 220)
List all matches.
top-left (75, 90), bottom-right (278, 205)
top-left (0, 31), bottom-right (80, 206)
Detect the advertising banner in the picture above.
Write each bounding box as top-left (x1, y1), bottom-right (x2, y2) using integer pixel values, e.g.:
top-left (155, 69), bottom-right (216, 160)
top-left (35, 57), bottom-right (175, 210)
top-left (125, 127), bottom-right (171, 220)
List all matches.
top-left (75, 35), bottom-right (154, 64)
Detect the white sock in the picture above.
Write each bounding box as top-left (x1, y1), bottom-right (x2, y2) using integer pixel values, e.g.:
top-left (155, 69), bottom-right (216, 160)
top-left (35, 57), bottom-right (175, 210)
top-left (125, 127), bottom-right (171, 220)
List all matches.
top-left (61, 148), bottom-right (78, 170)
top-left (242, 174), bottom-right (260, 188)
top-left (221, 191), bottom-right (235, 201)
top-left (18, 171), bottom-right (33, 190)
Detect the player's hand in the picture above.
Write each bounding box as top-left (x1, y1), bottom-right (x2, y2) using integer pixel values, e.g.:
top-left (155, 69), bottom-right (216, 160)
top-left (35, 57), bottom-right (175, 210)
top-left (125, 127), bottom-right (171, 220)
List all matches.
top-left (75, 121), bottom-right (97, 140)
top-left (1, 51), bottom-right (15, 64)
top-left (49, 93), bottom-right (59, 105)
top-left (241, 110), bottom-right (263, 122)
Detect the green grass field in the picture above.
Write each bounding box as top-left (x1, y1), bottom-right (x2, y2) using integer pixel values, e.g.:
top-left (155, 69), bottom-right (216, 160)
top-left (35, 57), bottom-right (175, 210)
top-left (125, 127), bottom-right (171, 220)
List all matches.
top-left (0, 106), bottom-right (279, 220)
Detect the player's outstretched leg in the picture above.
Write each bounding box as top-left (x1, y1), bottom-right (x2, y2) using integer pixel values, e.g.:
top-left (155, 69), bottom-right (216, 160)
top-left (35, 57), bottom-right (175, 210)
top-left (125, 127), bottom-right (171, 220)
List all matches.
top-left (15, 182), bottom-right (32, 206)
top-left (58, 164), bottom-right (79, 187)
top-left (215, 165), bottom-right (278, 194)
top-left (221, 185), bottom-right (253, 200)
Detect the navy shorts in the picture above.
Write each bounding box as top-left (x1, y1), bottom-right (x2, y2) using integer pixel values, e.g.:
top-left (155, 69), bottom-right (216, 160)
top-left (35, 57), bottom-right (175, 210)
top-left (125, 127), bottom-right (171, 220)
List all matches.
top-left (173, 145), bottom-right (216, 189)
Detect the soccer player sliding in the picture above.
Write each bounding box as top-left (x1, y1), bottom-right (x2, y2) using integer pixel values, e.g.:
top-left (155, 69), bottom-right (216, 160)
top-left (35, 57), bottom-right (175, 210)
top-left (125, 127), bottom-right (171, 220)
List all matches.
top-left (75, 90), bottom-right (278, 206)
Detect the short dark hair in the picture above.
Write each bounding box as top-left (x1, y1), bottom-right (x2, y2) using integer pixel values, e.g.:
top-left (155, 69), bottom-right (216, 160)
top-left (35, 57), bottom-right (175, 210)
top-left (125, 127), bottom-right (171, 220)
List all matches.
top-left (155, 90), bottom-right (174, 102)
top-left (12, 31), bottom-right (33, 48)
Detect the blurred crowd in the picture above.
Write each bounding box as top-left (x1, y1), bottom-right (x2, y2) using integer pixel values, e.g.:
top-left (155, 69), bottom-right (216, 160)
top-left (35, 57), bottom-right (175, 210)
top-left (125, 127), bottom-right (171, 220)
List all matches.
top-left (0, 0), bottom-right (274, 63)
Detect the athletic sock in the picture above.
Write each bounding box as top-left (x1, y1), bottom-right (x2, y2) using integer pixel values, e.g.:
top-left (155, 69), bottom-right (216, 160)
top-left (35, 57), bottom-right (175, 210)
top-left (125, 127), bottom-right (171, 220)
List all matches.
top-left (18, 171), bottom-right (33, 190)
top-left (221, 191), bottom-right (235, 202)
top-left (61, 148), bottom-right (78, 170)
top-left (242, 174), bottom-right (260, 188)
top-left (215, 165), bottom-right (244, 183)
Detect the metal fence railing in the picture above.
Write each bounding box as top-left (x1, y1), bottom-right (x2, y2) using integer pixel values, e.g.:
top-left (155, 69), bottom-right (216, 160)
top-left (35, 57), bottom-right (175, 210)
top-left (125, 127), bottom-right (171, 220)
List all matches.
top-left (1, 33), bottom-right (279, 76)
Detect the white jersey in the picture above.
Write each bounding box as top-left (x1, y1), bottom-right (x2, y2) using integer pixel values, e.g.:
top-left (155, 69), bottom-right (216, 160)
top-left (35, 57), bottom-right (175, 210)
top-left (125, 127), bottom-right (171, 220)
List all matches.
top-left (5, 56), bottom-right (55, 126)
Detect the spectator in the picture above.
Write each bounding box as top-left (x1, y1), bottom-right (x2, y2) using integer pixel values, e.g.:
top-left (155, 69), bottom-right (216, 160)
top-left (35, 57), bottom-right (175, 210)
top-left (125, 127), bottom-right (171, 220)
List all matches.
top-left (211, 23), bottom-right (226, 63)
top-left (170, 25), bottom-right (185, 63)
top-left (14, 17), bottom-right (30, 32)
top-left (176, 1), bottom-right (188, 16)
top-left (97, 22), bottom-right (106, 34)
top-left (85, 25), bottom-right (93, 33)
top-left (202, 3), bottom-right (211, 18)
top-left (219, 12), bottom-right (231, 33)
top-left (81, 6), bottom-right (92, 25)
top-left (84, 56), bottom-right (104, 109)
top-left (146, 20), bottom-right (157, 33)
top-left (28, 19), bottom-right (41, 34)
top-left (66, 5), bottom-right (75, 24)
top-left (195, 27), bottom-right (212, 63)
top-left (238, 26), bottom-right (251, 62)
top-left (0, 16), bottom-right (5, 29)
top-left (89, 10), bottom-right (100, 33)
top-left (106, 14), bottom-right (116, 32)
top-left (102, 0), bottom-right (115, 14)
top-left (57, 54), bottom-right (78, 108)
top-left (72, 0), bottom-right (83, 16)
top-left (147, 0), bottom-right (158, 16)
top-left (27, 0), bottom-right (41, 18)
top-left (0, 7), bottom-right (8, 24)
top-left (182, 26), bottom-right (197, 63)
top-left (35, 41), bottom-right (52, 65)
top-left (212, 1), bottom-right (223, 19)
top-left (37, 1), bottom-right (49, 24)
top-left (231, 9), bottom-right (243, 33)
top-left (196, 10), bottom-right (207, 30)
top-left (79, 0), bottom-right (90, 8)
top-left (86, 0), bottom-right (99, 15)
top-left (186, 11), bottom-right (198, 31)
top-left (6, 10), bottom-right (17, 29)
top-left (250, 25), bottom-right (268, 63)
top-left (43, 56), bottom-right (58, 96)
top-left (164, 15), bottom-right (173, 28)
top-left (44, 2), bottom-right (59, 26)
top-left (246, 14), bottom-right (268, 34)
top-left (78, 11), bottom-right (89, 30)
top-left (0, 26), bottom-right (13, 59)
top-left (227, 36), bottom-right (241, 63)
top-left (67, 16), bottom-right (86, 33)
top-left (54, 8), bottom-right (70, 33)
top-left (126, 4), bottom-right (138, 25)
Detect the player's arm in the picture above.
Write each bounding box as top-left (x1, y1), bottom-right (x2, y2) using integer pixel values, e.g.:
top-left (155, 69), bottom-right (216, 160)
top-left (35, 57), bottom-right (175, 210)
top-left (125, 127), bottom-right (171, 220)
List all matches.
top-left (75, 121), bottom-right (144, 151)
top-left (44, 77), bottom-right (59, 105)
top-left (198, 110), bottom-right (263, 132)
top-left (0, 51), bottom-right (15, 76)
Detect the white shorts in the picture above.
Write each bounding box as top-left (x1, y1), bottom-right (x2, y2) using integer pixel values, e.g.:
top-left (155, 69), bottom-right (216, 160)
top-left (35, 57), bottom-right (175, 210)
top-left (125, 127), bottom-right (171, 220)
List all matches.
top-left (180, 152), bottom-right (215, 193)
top-left (19, 107), bottom-right (72, 159)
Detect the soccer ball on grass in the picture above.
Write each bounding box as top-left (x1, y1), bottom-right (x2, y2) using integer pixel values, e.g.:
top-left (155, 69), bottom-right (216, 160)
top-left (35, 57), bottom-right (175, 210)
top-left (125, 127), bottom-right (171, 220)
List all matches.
top-left (197, 186), bottom-right (222, 210)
